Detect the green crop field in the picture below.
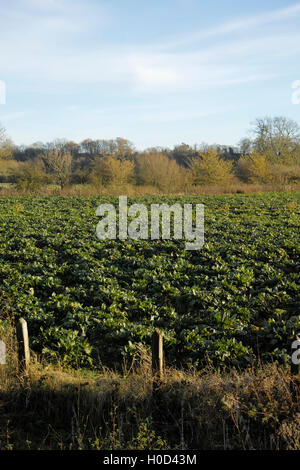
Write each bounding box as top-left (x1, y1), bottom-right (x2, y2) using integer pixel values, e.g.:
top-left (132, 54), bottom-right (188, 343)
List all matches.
top-left (0, 192), bottom-right (299, 370)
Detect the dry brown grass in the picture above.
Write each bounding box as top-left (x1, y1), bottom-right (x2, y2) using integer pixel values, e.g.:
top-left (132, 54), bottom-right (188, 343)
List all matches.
top-left (1, 181), bottom-right (300, 197)
top-left (0, 334), bottom-right (299, 450)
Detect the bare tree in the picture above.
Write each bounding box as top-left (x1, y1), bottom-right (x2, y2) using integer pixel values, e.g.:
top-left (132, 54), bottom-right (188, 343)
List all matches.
top-left (251, 116), bottom-right (300, 161)
top-left (43, 150), bottom-right (72, 189)
top-left (238, 137), bottom-right (253, 155)
top-left (115, 137), bottom-right (135, 160)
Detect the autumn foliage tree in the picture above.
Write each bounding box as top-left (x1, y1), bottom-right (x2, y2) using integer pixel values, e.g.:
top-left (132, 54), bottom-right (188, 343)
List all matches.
top-left (13, 160), bottom-right (48, 192)
top-left (90, 155), bottom-right (135, 187)
top-left (2, 115), bottom-right (300, 194)
top-left (188, 149), bottom-right (233, 185)
top-left (236, 152), bottom-right (272, 184)
top-left (135, 152), bottom-right (186, 192)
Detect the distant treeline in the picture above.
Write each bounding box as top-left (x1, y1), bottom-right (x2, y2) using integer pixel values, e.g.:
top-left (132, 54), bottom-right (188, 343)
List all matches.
top-left (0, 116), bottom-right (300, 193)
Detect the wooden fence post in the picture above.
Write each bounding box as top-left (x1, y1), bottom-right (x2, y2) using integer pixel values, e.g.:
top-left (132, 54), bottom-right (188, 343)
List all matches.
top-left (290, 335), bottom-right (300, 400)
top-left (152, 328), bottom-right (164, 381)
top-left (16, 318), bottom-right (30, 373)
top-left (152, 328), bottom-right (164, 429)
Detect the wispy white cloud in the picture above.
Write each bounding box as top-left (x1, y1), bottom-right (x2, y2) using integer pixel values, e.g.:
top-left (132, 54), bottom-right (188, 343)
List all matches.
top-left (127, 50), bottom-right (276, 93)
top-left (1, 0), bottom-right (300, 150)
top-left (157, 2), bottom-right (300, 50)
top-left (1, 31), bottom-right (295, 94)
top-left (0, 1), bottom-right (299, 97)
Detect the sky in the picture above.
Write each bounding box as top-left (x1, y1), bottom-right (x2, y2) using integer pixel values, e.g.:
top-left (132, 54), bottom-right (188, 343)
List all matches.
top-left (0, 0), bottom-right (300, 150)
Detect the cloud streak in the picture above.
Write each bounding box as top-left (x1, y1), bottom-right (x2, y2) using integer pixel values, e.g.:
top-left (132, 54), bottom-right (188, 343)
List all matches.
top-left (1, 0), bottom-right (300, 147)
top-left (0, 1), bottom-right (299, 96)
top-left (157, 2), bottom-right (300, 50)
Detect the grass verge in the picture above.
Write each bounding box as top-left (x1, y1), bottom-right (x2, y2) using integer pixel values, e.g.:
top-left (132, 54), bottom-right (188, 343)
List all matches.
top-left (0, 351), bottom-right (300, 450)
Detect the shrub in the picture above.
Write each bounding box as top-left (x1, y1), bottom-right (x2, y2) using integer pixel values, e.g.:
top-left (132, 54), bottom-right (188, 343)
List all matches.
top-left (90, 156), bottom-right (135, 187)
top-left (135, 152), bottom-right (186, 193)
top-left (188, 149), bottom-right (233, 185)
top-left (12, 160), bottom-right (48, 193)
top-left (236, 152), bottom-right (272, 184)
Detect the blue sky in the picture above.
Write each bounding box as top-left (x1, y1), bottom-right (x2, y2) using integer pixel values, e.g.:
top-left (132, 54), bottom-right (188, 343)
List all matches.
top-left (0, 0), bottom-right (300, 149)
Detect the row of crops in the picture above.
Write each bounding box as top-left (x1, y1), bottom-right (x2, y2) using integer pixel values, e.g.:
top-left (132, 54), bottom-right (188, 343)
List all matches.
top-left (0, 193), bottom-right (299, 370)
